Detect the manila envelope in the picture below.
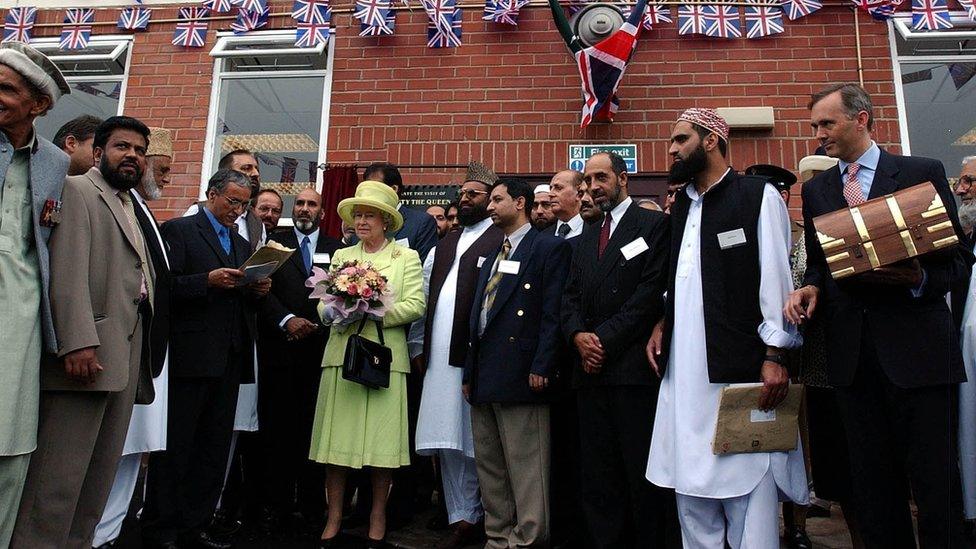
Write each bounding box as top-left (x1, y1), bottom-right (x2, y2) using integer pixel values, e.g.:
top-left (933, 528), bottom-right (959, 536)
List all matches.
top-left (712, 383), bottom-right (803, 455)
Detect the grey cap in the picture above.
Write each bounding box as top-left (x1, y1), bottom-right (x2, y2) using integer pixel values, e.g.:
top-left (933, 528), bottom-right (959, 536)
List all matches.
top-left (0, 42), bottom-right (70, 104)
top-left (464, 160), bottom-right (497, 187)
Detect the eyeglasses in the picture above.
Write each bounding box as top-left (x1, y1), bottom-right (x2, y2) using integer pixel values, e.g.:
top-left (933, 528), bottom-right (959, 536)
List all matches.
top-left (459, 188), bottom-right (489, 200)
top-left (221, 195), bottom-right (248, 212)
top-left (955, 175), bottom-right (976, 192)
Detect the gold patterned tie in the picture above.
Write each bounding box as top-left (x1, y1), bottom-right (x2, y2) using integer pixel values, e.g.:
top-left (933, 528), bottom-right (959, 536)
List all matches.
top-left (482, 238), bottom-right (511, 314)
top-left (118, 191), bottom-right (153, 304)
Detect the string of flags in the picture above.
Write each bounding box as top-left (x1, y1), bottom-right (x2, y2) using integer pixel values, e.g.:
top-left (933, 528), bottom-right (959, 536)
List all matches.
top-left (2, 0), bottom-right (976, 51)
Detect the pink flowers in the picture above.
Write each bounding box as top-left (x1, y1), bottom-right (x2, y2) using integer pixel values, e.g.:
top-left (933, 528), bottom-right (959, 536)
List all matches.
top-left (306, 260), bottom-right (394, 324)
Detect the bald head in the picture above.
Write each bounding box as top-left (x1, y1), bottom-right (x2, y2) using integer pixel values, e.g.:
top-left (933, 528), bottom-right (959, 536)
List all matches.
top-left (550, 170), bottom-right (583, 222)
top-left (294, 188), bottom-right (324, 234)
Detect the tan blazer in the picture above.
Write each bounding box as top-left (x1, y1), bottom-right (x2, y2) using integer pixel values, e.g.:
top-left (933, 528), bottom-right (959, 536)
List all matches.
top-left (41, 167), bottom-right (152, 400)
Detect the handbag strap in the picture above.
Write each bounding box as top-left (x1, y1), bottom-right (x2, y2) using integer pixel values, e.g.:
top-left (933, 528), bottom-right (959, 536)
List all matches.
top-left (355, 315), bottom-right (386, 345)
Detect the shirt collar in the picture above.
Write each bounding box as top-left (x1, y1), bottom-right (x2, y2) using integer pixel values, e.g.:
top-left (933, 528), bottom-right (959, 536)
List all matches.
top-left (608, 196), bottom-right (633, 222)
top-left (686, 168), bottom-right (733, 201)
top-left (202, 206), bottom-right (227, 236)
top-left (504, 222), bottom-right (533, 252)
top-left (131, 189), bottom-right (147, 206)
top-left (560, 213), bottom-right (583, 232)
top-left (838, 141), bottom-right (880, 174)
top-left (295, 227), bottom-right (319, 244)
top-left (462, 216), bottom-right (494, 234)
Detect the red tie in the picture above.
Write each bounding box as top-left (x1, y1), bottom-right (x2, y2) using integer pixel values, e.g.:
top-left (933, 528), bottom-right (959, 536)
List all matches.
top-left (843, 162), bottom-right (866, 206)
top-left (598, 211), bottom-right (612, 259)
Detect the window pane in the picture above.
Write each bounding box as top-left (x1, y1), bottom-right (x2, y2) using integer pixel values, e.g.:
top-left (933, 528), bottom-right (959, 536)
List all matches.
top-left (900, 62), bottom-right (976, 178)
top-left (212, 76), bottom-right (325, 217)
top-left (35, 80), bottom-right (121, 142)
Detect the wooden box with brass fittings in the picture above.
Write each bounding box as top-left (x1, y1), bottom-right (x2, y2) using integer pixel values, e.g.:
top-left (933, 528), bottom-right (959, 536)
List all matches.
top-left (812, 181), bottom-right (960, 280)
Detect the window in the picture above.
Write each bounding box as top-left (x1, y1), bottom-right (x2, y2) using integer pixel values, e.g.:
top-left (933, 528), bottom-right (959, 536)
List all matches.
top-left (204, 30), bottom-right (334, 225)
top-left (30, 36), bottom-right (132, 142)
top-left (890, 16), bottom-right (976, 178)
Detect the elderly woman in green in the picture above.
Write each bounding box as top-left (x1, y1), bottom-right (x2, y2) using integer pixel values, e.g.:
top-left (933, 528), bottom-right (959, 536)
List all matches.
top-left (310, 180), bottom-right (425, 548)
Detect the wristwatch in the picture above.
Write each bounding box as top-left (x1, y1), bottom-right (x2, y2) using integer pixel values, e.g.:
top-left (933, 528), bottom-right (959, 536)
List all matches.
top-left (764, 353), bottom-right (785, 365)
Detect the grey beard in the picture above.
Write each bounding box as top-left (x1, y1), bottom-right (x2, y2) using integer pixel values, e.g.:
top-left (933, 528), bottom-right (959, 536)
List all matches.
top-left (295, 219), bottom-right (316, 233)
top-left (141, 172), bottom-right (162, 201)
top-left (959, 201), bottom-right (976, 233)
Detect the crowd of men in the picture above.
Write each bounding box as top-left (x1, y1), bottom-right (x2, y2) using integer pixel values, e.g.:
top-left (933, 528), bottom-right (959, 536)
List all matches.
top-left (0, 41), bottom-right (975, 549)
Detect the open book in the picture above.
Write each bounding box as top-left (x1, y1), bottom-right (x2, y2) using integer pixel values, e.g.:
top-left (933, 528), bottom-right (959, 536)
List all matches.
top-left (237, 240), bottom-right (295, 285)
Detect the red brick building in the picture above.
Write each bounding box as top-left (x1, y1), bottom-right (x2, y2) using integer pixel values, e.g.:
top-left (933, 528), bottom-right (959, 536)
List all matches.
top-left (18, 1), bottom-right (976, 223)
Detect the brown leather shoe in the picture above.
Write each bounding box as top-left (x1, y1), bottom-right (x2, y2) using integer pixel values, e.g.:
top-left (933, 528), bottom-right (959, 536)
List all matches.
top-left (436, 520), bottom-right (485, 549)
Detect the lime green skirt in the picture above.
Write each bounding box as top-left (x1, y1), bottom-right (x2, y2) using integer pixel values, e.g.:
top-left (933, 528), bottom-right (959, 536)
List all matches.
top-left (309, 366), bottom-right (410, 469)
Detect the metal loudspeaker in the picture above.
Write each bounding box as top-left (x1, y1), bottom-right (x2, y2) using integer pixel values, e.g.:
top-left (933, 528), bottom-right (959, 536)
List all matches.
top-left (571, 3), bottom-right (624, 48)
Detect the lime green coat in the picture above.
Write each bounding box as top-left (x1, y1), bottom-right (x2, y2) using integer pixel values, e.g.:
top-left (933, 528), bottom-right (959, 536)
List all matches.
top-left (318, 240), bottom-right (425, 374)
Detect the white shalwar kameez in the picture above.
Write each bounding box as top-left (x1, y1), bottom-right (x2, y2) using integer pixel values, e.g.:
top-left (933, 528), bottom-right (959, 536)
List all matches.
top-left (646, 178), bottom-right (808, 549)
top-left (415, 217), bottom-right (493, 524)
top-left (958, 243), bottom-right (976, 519)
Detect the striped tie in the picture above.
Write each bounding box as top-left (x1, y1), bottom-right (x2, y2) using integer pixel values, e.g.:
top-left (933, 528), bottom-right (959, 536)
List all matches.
top-left (483, 238), bottom-right (512, 314)
top-left (843, 162), bottom-right (866, 206)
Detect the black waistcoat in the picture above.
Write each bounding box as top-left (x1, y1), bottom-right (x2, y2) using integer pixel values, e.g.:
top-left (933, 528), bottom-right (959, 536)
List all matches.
top-left (424, 223), bottom-right (505, 367)
top-left (664, 173), bottom-right (770, 383)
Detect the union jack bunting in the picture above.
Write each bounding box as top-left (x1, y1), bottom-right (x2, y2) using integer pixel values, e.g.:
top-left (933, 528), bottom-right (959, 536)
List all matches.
top-left (295, 19), bottom-right (330, 47)
top-left (60, 9), bottom-right (94, 50)
top-left (912, 0), bottom-right (951, 29)
top-left (780, 0), bottom-right (821, 20)
top-left (172, 7), bottom-right (209, 48)
top-left (203, 0), bottom-right (233, 13)
top-left (703, 5), bottom-right (741, 39)
top-left (678, 5), bottom-right (709, 35)
top-left (576, 0), bottom-right (648, 128)
top-left (569, 0), bottom-right (591, 15)
top-left (118, 7), bottom-right (152, 31)
top-left (422, 0), bottom-right (462, 48)
top-left (359, 12), bottom-right (395, 35)
top-left (231, 6), bottom-right (269, 34)
top-left (355, 0), bottom-right (393, 31)
top-left (234, 0), bottom-right (268, 13)
top-left (963, 0), bottom-right (976, 20)
top-left (293, 0), bottom-right (332, 23)
top-left (851, 0), bottom-right (895, 20)
top-left (745, 5), bottom-right (784, 38)
top-left (483, 0), bottom-right (531, 25)
top-left (3, 7), bottom-right (36, 43)
top-left (626, 4), bottom-right (671, 30)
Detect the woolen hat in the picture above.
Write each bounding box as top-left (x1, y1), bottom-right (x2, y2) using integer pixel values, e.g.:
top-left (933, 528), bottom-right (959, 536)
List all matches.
top-left (146, 127), bottom-right (173, 158)
top-left (0, 42), bottom-right (70, 104)
top-left (337, 180), bottom-right (404, 232)
top-left (465, 160), bottom-right (497, 187)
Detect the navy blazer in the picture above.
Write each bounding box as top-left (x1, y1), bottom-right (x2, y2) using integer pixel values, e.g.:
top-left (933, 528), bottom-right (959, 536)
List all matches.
top-left (801, 149), bottom-right (973, 388)
top-left (464, 228), bottom-right (571, 404)
top-left (161, 209), bottom-right (258, 382)
top-left (395, 205), bottom-right (439, 262)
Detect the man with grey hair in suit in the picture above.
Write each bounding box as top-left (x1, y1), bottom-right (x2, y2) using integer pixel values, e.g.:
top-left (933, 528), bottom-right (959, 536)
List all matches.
top-left (0, 42), bottom-right (71, 548)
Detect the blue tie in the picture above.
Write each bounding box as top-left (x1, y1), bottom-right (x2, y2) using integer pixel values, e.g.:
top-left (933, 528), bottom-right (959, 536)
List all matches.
top-left (217, 226), bottom-right (231, 255)
top-left (301, 236), bottom-right (312, 274)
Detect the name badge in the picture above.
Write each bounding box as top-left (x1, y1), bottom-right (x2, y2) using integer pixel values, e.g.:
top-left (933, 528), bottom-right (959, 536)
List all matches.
top-left (477, 256), bottom-right (486, 268)
top-left (750, 409), bottom-right (777, 423)
top-left (312, 253), bottom-right (331, 265)
top-left (717, 228), bottom-right (747, 250)
top-left (498, 259), bottom-right (520, 275)
top-left (620, 237), bottom-right (649, 261)
top-left (395, 238), bottom-right (410, 247)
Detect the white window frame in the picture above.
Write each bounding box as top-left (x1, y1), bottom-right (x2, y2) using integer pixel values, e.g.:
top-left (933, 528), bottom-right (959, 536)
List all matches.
top-left (26, 34), bottom-right (133, 115)
top-left (888, 15), bottom-right (976, 155)
top-left (200, 29), bottom-right (335, 207)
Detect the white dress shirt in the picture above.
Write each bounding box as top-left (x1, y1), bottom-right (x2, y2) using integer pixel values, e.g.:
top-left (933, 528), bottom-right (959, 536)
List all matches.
top-left (606, 196), bottom-right (633, 238)
top-left (554, 213), bottom-right (584, 239)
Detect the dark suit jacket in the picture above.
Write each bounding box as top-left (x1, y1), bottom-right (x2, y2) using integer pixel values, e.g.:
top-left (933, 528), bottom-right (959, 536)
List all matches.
top-left (395, 205), bottom-right (438, 262)
top-left (131, 191), bottom-right (170, 378)
top-left (161, 209), bottom-right (257, 382)
top-left (561, 201), bottom-right (670, 387)
top-left (801, 149), bottom-right (972, 388)
top-left (465, 228), bottom-right (571, 403)
top-left (261, 228), bottom-right (343, 330)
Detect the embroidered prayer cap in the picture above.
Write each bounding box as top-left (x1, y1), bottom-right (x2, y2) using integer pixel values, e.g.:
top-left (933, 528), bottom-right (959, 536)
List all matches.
top-left (0, 42), bottom-right (70, 104)
top-left (798, 155), bottom-right (839, 183)
top-left (744, 164), bottom-right (797, 192)
top-left (337, 180), bottom-right (404, 232)
top-left (146, 127), bottom-right (173, 158)
top-left (533, 184), bottom-right (551, 194)
top-left (465, 160), bottom-right (498, 187)
top-left (677, 108), bottom-right (730, 143)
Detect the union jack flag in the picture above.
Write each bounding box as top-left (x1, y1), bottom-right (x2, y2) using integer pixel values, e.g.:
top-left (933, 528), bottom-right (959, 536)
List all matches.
top-left (295, 19), bottom-right (330, 47)
top-left (60, 9), bottom-right (94, 50)
top-left (626, 4), bottom-right (671, 30)
top-left (203, 0), bottom-right (233, 13)
top-left (780, 0), bottom-right (821, 19)
top-left (422, 0), bottom-right (462, 48)
top-left (678, 5), bottom-right (709, 35)
top-left (231, 6), bottom-right (269, 34)
top-left (912, 0), bottom-right (951, 29)
top-left (851, 0), bottom-right (895, 19)
top-left (233, 0), bottom-right (268, 13)
top-left (172, 7), bottom-right (209, 48)
top-left (118, 7), bottom-right (152, 30)
top-left (745, 5), bottom-right (783, 37)
top-left (293, 0), bottom-right (332, 23)
top-left (360, 12), bottom-right (395, 35)
top-left (483, 0), bottom-right (531, 25)
top-left (576, 0), bottom-right (647, 128)
top-left (3, 7), bottom-right (36, 43)
top-left (355, 0), bottom-right (391, 27)
top-left (963, 0), bottom-right (976, 20)
top-left (703, 5), bottom-right (741, 39)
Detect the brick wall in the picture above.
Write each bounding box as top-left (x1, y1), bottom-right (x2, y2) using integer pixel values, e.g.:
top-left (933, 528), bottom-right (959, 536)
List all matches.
top-left (29, 2), bottom-right (902, 219)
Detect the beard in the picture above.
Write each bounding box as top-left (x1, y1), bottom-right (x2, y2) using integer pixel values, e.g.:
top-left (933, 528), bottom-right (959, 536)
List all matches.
top-left (457, 202), bottom-right (489, 226)
top-left (597, 184), bottom-right (622, 213)
top-left (669, 144), bottom-right (708, 185)
top-left (959, 200), bottom-right (976, 233)
top-left (140, 169), bottom-right (162, 200)
top-left (100, 156), bottom-right (143, 191)
top-left (294, 218), bottom-right (317, 233)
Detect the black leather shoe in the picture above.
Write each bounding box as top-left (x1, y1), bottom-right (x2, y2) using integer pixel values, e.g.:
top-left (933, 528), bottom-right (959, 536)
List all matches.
top-left (208, 509), bottom-right (242, 538)
top-left (185, 531), bottom-right (233, 549)
top-left (785, 528), bottom-right (813, 549)
top-left (366, 536), bottom-right (387, 549)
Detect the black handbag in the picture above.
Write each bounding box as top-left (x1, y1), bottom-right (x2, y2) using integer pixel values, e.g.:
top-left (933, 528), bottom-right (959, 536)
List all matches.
top-left (342, 315), bottom-right (392, 389)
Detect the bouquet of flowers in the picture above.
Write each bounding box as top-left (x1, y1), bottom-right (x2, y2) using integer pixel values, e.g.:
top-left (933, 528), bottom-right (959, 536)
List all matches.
top-left (306, 260), bottom-right (395, 326)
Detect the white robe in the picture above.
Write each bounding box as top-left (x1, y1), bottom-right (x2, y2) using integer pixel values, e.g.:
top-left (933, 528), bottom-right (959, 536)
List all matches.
top-left (958, 245), bottom-right (976, 519)
top-left (647, 181), bottom-right (808, 504)
top-left (416, 218), bottom-right (494, 458)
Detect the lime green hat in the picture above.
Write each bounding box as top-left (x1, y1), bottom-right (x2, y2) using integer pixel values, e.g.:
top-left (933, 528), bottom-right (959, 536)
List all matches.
top-left (337, 180), bottom-right (404, 232)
